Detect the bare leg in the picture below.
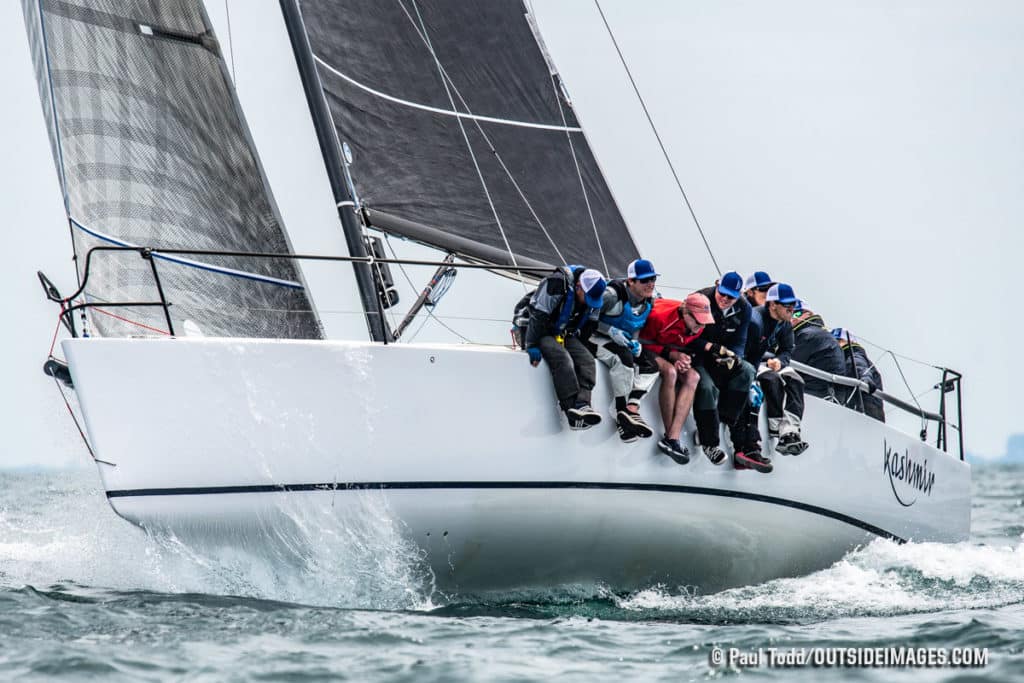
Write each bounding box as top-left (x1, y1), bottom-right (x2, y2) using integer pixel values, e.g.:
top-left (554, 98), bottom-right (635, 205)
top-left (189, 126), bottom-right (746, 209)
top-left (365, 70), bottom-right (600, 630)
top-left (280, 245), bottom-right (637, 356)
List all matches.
top-left (667, 368), bottom-right (699, 440)
top-left (654, 356), bottom-right (677, 434)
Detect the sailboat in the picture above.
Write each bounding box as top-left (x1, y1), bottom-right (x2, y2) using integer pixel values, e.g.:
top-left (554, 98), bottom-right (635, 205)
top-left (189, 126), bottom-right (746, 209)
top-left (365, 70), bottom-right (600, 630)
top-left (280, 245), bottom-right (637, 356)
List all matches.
top-left (24, 0), bottom-right (970, 594)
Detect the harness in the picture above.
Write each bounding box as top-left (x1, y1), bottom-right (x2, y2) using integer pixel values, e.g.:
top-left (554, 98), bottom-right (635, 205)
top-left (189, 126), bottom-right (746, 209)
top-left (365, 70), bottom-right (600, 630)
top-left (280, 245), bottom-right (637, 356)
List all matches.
top-left (552, 266), bottom-right (592, 336)
top-left (599, 280), bottom-right (651, 337)
top-left (792, 311), bottom-right (826, 332)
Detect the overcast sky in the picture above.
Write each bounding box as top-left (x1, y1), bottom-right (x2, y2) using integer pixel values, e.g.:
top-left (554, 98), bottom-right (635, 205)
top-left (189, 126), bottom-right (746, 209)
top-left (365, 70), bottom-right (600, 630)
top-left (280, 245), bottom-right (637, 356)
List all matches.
top-left (2, 0), bottom-right (1020, 467)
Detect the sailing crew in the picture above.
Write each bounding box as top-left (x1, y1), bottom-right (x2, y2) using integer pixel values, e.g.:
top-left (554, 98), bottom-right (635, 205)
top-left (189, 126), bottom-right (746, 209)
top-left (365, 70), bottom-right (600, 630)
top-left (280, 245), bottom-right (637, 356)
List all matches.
top-left (588, 259), bottom-right (660, 442)
top-left (692, 271), bottom-right (756, 465)
top-left (746, 283), bottom-right (809, 456)
top-left (791, 306), bottom-right (848, 401)
top-left (743, 271), bottom-right (776, 309)
top-left (832, 328), bottom-right (886, 422)
top-left (522, 266), bottom-right (608, 430)
top-left (639, 293), bottom-right (714, 464)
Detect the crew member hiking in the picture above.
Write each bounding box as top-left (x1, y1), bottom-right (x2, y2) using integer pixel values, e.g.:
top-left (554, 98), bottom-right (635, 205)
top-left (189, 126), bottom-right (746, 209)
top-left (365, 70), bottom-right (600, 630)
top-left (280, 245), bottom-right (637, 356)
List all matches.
top-left (519, 266), bottom-right (607, 430)
top-left (589, 259), bottom-right (660, 442)
top-left (640, 293), bottom-right (714, 464)
top-left (692, 271), bottom-right (756, 465)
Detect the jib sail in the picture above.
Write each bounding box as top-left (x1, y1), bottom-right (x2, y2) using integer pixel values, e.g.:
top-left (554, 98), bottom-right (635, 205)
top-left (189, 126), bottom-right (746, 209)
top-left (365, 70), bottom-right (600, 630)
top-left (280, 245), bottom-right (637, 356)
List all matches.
top-left (23, 0), bottom-right (323, 339)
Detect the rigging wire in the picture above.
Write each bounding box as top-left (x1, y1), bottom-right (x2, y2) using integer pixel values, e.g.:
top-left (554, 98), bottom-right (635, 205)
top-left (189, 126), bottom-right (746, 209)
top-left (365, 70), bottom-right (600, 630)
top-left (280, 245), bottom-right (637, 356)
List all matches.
top-left (848, 332), bottom-right (945, 371)
top-left (887, 350), bottom-right (928, 436)
top-left (526, 0), bottom-right (609, 276)
top-left (398, 0), bottom-right (568, 272)
top-left (593, 0), bottom-right (721, 277)
top-left (400, 0), bottom-right (526, 290)
top-left (383, 234), bottom-right (473, 343)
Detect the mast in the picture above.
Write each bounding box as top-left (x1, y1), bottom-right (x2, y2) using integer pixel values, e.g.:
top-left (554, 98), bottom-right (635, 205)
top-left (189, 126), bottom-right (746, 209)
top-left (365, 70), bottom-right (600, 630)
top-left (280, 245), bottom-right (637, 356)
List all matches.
top-left (279, 0), bottom-right (390, 342)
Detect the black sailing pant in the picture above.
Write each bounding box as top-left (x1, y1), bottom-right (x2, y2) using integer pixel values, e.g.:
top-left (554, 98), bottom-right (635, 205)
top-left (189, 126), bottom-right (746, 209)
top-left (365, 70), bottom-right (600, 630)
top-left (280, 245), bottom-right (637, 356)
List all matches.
top-left (693, 360), bottom-right (755, 448)
top-left (537, 335), bottom-right (596, 410)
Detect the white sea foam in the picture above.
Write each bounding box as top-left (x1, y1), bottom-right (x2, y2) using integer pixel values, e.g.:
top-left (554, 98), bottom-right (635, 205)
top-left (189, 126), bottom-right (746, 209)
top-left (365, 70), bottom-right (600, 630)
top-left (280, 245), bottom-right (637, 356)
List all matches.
top-left (614, 538), bottom-right (1024, 619)
top-left (0, 472), bottom-right (435, 610)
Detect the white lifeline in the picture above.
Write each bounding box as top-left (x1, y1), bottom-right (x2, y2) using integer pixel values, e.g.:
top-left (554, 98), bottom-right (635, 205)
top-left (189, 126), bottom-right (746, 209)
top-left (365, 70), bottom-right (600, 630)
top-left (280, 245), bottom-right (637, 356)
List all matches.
top-left (65, 337), bottom-right (970, 594)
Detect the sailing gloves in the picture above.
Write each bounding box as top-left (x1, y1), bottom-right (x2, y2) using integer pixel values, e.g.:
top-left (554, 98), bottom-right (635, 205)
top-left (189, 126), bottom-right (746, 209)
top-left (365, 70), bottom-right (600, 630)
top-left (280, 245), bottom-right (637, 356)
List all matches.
top-left (527, 347), bottom-right (543, 365)
top-left (749, 383), bottom-right (764, 409)
top-left (708, 343), bottom-right (738, 371)
top-left (607, 327), bottom-right (631, 349)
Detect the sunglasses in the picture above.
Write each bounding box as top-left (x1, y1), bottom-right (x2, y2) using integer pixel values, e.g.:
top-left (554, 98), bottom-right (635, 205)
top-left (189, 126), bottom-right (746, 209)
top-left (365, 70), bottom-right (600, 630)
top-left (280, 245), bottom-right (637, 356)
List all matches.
top-left (635, 276), bottom-right (657, 284)
top-left (755, 285), bottom-right (772, 293)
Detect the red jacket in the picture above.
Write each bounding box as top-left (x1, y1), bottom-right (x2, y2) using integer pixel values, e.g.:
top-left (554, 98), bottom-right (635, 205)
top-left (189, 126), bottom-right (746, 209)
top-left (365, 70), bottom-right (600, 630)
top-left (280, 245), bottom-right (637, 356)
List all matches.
top-left (640, 298), bottom-right (704, 357)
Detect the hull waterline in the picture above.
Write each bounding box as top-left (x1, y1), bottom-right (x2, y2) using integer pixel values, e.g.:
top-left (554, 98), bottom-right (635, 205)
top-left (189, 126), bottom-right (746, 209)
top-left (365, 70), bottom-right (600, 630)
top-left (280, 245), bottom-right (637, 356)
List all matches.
top-left (64, 337), bottom-right (971, 593)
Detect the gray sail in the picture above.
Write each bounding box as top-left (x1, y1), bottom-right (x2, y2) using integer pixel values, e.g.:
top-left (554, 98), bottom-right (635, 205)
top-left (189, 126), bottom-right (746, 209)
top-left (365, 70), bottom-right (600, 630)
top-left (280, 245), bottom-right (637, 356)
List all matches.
top-left (23, 0), bottom-right (323, 339)
top-left (299, 0), bottom-right (638, 274)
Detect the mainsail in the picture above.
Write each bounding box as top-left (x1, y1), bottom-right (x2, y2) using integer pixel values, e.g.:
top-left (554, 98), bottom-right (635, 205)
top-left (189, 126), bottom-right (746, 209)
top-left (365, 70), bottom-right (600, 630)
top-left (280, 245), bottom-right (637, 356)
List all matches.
top-left (23, 0), bottom-right (323, 339)
top-left (298, 0), bottom-right (639, 274)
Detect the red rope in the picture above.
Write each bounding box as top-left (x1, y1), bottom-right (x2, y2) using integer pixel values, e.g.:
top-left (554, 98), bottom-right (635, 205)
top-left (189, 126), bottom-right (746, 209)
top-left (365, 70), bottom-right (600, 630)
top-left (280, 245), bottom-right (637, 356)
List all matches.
top-left (92, 307), bottom-right (171, 335)
top-left (48, 305), bottom-right (64, 358)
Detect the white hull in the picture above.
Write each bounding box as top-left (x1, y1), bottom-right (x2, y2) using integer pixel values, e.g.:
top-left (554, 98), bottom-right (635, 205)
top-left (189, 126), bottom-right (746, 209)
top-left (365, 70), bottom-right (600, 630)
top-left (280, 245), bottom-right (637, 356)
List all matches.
top-left (64, 338), bottom-right (971, 593)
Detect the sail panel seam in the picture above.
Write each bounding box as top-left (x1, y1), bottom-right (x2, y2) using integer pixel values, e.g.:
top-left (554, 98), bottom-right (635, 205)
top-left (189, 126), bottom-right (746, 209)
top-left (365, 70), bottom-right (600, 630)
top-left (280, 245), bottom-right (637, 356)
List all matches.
top-left (399, 0), bottom-right (567, 269)
top-left (312, 54), bottom-right (583, 133)
top-left (401, 0), bottom-right (525, 286)
top-left (70, 218), bottom-right (304, 290)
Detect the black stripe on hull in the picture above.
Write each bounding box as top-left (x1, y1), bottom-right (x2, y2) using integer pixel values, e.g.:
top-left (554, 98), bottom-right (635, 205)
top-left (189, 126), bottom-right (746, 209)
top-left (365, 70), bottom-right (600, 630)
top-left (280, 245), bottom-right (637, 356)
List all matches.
top-left (106, 481), bottom-right (906, 543)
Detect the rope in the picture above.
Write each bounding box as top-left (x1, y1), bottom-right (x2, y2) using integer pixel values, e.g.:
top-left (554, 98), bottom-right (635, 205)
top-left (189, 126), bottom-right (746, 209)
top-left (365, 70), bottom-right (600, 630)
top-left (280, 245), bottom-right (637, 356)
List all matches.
top-left (398, 0), bottom-right (568, 274)
top-left (48, 306), bottom-right (64, 358)
top-left (51, 376), bottom-right (115, 466)
top-left (593, 0), bottom-right (721, 277)
top-left (91, 306), bottom-right (171, 335)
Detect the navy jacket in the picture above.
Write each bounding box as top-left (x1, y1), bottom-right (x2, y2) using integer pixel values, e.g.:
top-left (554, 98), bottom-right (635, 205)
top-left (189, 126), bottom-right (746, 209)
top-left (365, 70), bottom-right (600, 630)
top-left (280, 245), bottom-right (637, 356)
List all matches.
top-left (697, 286), bottom-right (751, 359)
top-left (792, 313), bottom-right (847, 398)
top-left (745, 305), bottom-right (794, 368)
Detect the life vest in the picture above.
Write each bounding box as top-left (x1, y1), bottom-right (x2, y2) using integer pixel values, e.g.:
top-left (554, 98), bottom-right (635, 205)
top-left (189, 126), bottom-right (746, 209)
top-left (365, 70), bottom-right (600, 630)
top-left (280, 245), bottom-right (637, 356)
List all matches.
top-left (599, 280), bottom-right (651, 338)
top-left (511, 265), bottom-right (593, 347)
top-left (552, 265), bottom-right (592, 335)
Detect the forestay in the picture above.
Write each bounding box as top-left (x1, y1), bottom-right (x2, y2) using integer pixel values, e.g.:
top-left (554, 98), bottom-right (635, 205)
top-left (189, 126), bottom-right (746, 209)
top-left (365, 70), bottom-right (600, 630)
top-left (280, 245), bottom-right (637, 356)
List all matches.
top-left (299, 0), bottom-right (639, 273)
top-left (23, 0), bottom-right (322, 339)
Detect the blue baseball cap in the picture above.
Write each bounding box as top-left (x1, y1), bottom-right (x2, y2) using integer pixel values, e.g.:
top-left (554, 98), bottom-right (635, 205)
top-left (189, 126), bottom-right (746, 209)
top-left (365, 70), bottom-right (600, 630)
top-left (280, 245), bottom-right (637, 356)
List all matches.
top-left (717, 271), bottom-right (743, 298)
top-left (579, 269), bottom-right (607, 308)
top-left (626, 258), bottom-right (659, 281)
top-left (743, 271), bottom-right (775, 291)
top-left (766, 283), bottom-right (798, 305)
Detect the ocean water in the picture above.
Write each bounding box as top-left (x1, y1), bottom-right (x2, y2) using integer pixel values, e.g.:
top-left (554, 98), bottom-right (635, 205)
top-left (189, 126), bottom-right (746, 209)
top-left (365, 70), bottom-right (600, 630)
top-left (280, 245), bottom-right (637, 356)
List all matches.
top-left (1, 464), bottom-right (1021, 682)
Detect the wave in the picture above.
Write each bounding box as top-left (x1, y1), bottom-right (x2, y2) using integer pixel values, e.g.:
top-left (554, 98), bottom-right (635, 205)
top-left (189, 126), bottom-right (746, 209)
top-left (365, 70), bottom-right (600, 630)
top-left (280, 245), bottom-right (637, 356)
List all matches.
top-left (2, 470), bottom-right (1023, 622)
